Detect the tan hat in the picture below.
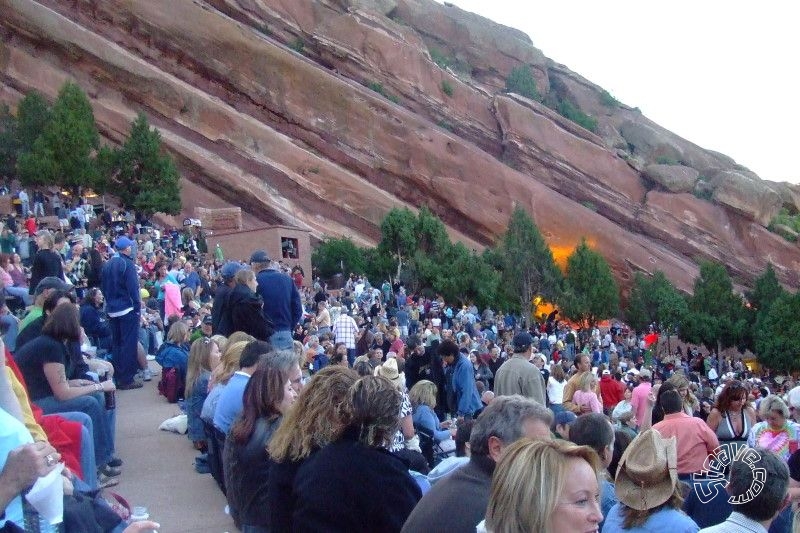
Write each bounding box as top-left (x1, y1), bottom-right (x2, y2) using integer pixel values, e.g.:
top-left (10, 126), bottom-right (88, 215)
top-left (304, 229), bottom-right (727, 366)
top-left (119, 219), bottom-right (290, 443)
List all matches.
top-left (374, 358), bottom-right (403, 388)
top-left (615, 429), bottom-right (678, 511)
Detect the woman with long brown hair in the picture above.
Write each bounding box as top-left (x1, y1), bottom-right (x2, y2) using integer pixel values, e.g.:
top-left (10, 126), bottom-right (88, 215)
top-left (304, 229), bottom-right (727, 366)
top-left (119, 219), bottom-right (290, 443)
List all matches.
top-left (223, 350), bottom-right (300, 532)
top-left (14, 301), bottom-right (119, 480)
top-left (706, 379), bottom-right (756, 451)
top-left (267, 365), bottom-right (359, 531)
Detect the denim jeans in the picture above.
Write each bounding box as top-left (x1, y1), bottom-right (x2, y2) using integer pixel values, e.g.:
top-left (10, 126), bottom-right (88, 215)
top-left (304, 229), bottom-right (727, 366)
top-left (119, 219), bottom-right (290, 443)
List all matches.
top-left (269, 329), bottom-right (294, 351)
top-left (35, 393), bottom-right (115, 467)
top-left (1, 314), bottom-right (18, 352)
top-left (110, 311), bottom-right (140, 386)
top-left (56, 411), bottom-right (97, 490)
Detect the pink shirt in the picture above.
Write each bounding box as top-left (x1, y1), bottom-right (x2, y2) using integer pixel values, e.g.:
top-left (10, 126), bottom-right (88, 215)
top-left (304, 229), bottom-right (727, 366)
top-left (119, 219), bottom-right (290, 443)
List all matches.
top-left (572, 390), bottom-right (602, 414)
top-left (630, 382), bottom-right (652, 426)
top-left (653, 412), bottom-right (719, 474)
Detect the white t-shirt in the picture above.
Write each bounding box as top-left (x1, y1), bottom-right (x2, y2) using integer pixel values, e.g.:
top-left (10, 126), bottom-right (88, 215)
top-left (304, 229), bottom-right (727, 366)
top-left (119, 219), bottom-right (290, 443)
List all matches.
top-left (548, 377), bottom-right (566, 404)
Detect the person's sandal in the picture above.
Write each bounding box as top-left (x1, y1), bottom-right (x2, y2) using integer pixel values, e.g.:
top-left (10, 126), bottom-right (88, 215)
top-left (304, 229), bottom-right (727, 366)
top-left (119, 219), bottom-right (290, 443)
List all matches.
top-left (97, 472), bottom-right (119, 489)
top-left (107, 457), bottom-right (124, 468)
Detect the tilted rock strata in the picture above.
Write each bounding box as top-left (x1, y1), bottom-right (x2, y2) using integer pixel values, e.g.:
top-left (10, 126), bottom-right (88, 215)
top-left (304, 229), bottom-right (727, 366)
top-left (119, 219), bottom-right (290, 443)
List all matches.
top-left (0, 0), bottom-right (797, 294)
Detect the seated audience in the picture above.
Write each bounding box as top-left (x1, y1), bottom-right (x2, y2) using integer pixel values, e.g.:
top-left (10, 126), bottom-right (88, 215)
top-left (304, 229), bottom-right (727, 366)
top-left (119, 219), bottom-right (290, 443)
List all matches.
top-left (292, 375), bottom-right (421, 532)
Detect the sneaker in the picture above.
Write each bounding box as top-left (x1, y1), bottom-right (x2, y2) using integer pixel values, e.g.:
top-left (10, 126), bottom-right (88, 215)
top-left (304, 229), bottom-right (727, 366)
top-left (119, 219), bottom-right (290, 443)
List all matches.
top-left (98, 473), bottom-right (119, 489)
top-left (107, 457), bottom-right (124, 468)
top-left (99, 464), bottom-right (121, 477)
top-left (143, 368), bottom-right (153, 382)
top-left (117, 381), bottom-right (144, 390)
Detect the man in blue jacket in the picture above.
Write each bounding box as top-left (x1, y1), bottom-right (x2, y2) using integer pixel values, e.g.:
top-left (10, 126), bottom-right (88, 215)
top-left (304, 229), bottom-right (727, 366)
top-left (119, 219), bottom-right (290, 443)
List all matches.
top-left (101, 236), bottom-right (142, 389)
top-left (251, 250), bottom-right (301, 350)
top-left (438, 339), bottom-right (482, 419)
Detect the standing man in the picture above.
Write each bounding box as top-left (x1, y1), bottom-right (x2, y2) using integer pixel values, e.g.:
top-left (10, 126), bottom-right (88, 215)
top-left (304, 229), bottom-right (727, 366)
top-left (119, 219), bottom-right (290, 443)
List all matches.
top-left (251, 250), bottom-right (302, 350)
top-left (630, 368), bottom-right (653, 427)
top-left (493, 332), bottom-right (546, 405)
top-left (102, 236), bottom-right (142, 390)
top-left (438, 339), bottom-right (482, 419)
top-left (211, 261), bottom-right (241, 336)
top-left (332, 309), bottom-right (359, 367)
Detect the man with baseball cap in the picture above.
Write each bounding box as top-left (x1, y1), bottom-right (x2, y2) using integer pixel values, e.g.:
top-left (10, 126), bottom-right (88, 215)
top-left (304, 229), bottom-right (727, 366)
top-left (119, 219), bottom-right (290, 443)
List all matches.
top-left (251, 250), bottom-right (301, 350)
top-left (492, 332), bottom-right (546, 405)
top-left (211, 261), bottom-right (242, 336)
top-left (101, 236), bottom-right (142, 389)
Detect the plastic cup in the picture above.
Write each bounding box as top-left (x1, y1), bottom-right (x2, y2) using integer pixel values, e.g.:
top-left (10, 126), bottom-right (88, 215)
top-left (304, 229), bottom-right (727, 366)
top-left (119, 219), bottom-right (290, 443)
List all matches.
top-left (130, 506), bottom-right (150, 522)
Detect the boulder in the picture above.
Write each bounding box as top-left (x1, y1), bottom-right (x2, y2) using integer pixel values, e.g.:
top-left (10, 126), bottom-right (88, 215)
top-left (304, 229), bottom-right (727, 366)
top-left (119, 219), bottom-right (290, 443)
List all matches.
top-left (710, 170), bottom-right (783, 226)
top-left (643, 164), bottom-right (699, 193)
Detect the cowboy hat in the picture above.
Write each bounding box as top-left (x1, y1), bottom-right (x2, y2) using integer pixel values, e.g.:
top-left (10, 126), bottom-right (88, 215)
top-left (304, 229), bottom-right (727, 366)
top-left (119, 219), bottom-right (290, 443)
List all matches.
top-left (615, 429), bottom-right (678, 511)
top-left (374, 358), bottom-right (403, 389)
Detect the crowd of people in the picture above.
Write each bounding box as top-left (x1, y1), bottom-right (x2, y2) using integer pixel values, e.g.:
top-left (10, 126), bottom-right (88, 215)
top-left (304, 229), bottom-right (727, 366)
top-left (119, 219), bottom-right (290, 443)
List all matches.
top-left (1, 186), bottom-right (799, 532)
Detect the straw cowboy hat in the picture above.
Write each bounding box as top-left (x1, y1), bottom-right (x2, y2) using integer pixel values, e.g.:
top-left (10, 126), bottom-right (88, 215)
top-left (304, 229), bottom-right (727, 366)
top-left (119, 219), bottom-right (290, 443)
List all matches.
top-left (374, 358), bottom-right (403, 389)
top-left (615, 429), bottom-right (678, 511)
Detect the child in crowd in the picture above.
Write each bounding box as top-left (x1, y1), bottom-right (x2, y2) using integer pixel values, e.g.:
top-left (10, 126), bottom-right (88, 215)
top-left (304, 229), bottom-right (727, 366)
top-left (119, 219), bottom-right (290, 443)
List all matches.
top-left (572, 372), bottom-right (603, 414)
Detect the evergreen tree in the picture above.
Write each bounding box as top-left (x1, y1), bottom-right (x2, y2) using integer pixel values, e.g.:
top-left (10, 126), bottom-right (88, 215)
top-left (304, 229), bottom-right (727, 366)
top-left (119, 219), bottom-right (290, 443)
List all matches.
top-left (14, 91), bottom-right (50, 156)
top-left (106, 113), bottom-right (181, 215)
top-left (560, 239), bottom-right (619, 328)
top-left (0, 104), bottom-right (17, 179)
top-left (755, 292), bottom-right (800, 372)
top-left (682, 261), bottom-right (748, 352)
top-left (17, 82), bottom-right (102, 192)
top-left (498, 206), bottom-right (562, 322)
top-left (626, 271), bottom-right (688, 334)
top-left (311, 236), bottom-right (366, 279)
top-left (378, 207), bottom-right (418, 278)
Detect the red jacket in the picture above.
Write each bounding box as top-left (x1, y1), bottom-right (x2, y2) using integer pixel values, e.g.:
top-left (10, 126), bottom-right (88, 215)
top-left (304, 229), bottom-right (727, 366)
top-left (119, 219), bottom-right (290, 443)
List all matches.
top-left (599, 375), bottom-right (625, 410)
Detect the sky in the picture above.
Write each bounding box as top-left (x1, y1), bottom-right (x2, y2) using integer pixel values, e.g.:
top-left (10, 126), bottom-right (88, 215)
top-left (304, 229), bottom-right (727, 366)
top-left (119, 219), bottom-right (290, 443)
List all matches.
top-left (437, 1), bottom-right (800, 184)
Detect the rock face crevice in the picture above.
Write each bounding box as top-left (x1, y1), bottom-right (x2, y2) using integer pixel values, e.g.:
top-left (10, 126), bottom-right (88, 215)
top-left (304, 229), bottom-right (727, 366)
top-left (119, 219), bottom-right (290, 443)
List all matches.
top-left (0, 0), bottom-right (798, 293)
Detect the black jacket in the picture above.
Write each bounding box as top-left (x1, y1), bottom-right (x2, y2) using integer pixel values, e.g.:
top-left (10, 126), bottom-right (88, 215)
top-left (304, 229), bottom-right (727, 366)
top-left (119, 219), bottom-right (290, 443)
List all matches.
top-left (223, 416), bottom-right (281, 528)
top-left (211, 283), bottom-right (233, 336)
top-left (293, 429), bottom-right (421, 533)
top-left (226, 284), bottom-right (273, 341)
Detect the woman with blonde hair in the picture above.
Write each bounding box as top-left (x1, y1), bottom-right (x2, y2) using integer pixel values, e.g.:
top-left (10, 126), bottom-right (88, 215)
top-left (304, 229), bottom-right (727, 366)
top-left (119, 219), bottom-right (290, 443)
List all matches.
top-left (154, 320), bottom-right (190, 383)
top-left (267, 366), bottom-right (359, 531)
top-left (479, 438), bottom-right (603, 533)
top-left (185, 337), bottom-right (221, 451)
top-left (748, 395), bottom-right (800, 461)
top-left (666, 373), bottom-right (699, 416)
top-left (201, 340), bottom-right (250, 423)
top-left (409, 380), bottom-right (455, 452)
top-left (181, 286), bottom-right (200, 315)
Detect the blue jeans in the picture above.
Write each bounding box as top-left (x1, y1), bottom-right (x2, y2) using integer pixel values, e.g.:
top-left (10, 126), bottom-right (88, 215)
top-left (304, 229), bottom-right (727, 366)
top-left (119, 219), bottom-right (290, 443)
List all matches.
top-left (347, 348), bottom-right (356, 367)
top-left (1, 314), bottom-right (18, 352)
top-left (110, 311), bottom-right (140, 386)
top-left (57, 411), bottom-right (97, 490)
top-left (35, 393), bottom-right (115, 467)
top-left (270, 329), bottom-right (293, 351)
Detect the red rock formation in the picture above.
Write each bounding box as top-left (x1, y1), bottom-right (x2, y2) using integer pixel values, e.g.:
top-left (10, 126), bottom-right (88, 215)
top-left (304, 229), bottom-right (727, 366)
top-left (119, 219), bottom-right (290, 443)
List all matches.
top-left (0, 0), bottom-right (797, 294)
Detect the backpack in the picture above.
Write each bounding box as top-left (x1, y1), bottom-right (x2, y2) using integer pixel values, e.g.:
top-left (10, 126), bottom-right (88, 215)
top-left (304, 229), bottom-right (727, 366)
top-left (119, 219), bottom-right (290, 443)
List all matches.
top-left (158, 367), bottom-right (184, 403)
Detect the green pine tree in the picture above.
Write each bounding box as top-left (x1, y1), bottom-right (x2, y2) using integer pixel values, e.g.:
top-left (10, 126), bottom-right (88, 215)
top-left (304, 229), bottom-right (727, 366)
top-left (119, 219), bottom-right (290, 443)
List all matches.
top-left (107, 112), bottom-right (181, 216)
top-left (17, 82), bottom-right (102, 192)
top-left (0, 104), bottom-right (18, 179)
top-left (560, 239), bottom-right (619, 328)
top-left (498, 206), bottom-right (562, 322)
top-left (755, 292), bottom-right (800, 372)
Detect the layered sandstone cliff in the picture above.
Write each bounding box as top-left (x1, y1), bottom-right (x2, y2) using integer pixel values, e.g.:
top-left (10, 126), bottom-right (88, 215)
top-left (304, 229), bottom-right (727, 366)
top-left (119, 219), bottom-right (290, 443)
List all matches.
top-left (0, 0), bottom-right (797, 293)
